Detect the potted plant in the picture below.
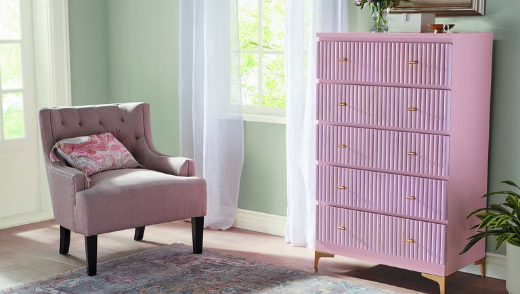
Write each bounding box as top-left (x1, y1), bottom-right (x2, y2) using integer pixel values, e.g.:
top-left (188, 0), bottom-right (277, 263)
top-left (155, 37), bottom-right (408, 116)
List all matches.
top-left (354, 0), bottom-right (394, 33)
top-left (460, 180), bottom-right (520, 294)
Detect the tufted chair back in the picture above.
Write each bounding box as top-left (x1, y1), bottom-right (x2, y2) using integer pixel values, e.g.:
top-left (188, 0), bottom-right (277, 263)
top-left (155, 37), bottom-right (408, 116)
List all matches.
top-left (39, 103), bottom-right (156, 165)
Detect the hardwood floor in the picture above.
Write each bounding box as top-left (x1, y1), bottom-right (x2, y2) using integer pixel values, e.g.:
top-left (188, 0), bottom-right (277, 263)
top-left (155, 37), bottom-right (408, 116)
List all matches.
top-left (0, 219), bottom-right (507, 293)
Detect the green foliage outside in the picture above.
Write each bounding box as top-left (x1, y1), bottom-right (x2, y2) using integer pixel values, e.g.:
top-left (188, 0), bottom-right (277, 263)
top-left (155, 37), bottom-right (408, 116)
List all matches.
top-left (0, 43), bottom-right (23, 89)
top-left (4, 103), bottom-right (24, 139)
top-left (2, 93), bottom-right (24, 139)
top-left (238, 0), bottom-right (286, 109)
top-left (0, 0), bottom-right (20, 40)
top-left (0, 1), bottom-right (24, 139)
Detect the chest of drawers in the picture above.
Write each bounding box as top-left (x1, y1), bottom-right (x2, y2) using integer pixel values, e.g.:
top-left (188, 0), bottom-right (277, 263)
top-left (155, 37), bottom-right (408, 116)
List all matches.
top-left (313, 33), bottom-right (493, 294)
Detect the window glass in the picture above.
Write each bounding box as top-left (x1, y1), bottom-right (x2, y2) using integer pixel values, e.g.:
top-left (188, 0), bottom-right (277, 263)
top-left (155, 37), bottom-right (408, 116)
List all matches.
top-left (0, 0), bottom-right (20, 40)
top-left (0, 43), bottom-right (23, 89)
top-left (2, 92), bottom-right (24, 139)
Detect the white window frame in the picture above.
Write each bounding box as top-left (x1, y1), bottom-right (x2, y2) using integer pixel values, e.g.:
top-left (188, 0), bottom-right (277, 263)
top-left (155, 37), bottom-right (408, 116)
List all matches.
top-left (237, 0), bottom-right (286, 124)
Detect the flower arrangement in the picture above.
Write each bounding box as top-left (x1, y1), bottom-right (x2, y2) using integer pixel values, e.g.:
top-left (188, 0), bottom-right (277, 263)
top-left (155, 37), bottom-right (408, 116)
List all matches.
top-left (355, 0), bottom-right (394, 32)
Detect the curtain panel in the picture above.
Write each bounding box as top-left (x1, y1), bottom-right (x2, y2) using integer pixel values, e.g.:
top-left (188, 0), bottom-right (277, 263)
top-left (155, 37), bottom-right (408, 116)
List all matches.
top-left (179, 0), bottom-right (244, 230)
top-left (285, 0), bottom-right (349, 248)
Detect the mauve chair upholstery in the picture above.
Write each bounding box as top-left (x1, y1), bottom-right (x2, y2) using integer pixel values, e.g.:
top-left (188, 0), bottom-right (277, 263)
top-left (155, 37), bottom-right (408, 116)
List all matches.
top-left (39, 102), bottom-right (207, 275)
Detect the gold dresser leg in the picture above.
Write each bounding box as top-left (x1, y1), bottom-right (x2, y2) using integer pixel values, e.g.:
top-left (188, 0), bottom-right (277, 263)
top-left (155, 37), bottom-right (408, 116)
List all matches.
top-left (422, 273), bottom-right (448, 294)
top-left (474, 257), bottom-right (486, 277)
top-left (314, 251), bottom-right (334, 270)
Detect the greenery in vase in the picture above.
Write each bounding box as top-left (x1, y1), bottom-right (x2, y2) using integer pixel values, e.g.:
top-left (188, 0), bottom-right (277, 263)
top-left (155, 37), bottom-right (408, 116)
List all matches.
top-left (460, 180), bottom-right (520, 255)
top-left (355, 0), bottom-right (394, 30)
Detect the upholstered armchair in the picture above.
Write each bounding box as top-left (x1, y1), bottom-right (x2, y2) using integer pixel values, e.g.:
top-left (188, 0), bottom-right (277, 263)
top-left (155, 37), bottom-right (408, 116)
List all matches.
top-left (38, 103), bottom-right (207, 276)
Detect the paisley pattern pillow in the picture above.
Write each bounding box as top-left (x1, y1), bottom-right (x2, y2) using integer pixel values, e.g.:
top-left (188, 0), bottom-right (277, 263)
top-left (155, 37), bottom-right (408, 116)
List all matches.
top-left (50, 132), bottom-right (140, 177)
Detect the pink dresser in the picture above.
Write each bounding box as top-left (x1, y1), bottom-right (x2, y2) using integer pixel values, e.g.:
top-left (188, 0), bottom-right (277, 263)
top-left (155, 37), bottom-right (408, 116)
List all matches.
top-left (314, 33), bottom-right (493, 294)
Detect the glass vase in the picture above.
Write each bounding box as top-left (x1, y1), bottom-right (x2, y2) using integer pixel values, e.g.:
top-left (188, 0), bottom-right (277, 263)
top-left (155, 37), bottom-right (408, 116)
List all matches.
top-left (371, 2), bottom-right (389, 33)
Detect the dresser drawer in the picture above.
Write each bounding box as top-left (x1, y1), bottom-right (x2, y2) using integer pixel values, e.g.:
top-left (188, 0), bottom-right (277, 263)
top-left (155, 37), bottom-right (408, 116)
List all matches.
top-left (317, 41), bottom-right (452, 86)
top-left (317, 125), bottom-right (450, 177)
top-left (317, 84), bottom-right (451, 133)
top-left (317, 166), bottom-right (448, 221)
top-left (317, 205), bottom-right (446, 264)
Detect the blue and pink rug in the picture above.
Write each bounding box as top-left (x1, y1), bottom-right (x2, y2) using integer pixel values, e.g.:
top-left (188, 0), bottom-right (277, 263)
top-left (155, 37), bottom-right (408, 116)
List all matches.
top-left (1, 243), bottom-right (397, 293)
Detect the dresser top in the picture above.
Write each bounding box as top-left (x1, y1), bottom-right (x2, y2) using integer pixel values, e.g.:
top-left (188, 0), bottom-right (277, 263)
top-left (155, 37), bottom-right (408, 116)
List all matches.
top-left (317, 32), bottom-right (493, 43)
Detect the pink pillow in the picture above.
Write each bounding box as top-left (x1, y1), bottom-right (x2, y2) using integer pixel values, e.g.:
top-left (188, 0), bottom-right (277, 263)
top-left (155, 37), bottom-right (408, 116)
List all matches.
top-left (50, 132), bottom-right (140, 176)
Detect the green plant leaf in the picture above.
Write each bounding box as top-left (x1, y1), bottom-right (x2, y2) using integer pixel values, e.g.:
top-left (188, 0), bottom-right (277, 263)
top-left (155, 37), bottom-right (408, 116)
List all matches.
top-left (478, 214), bottom-right (500, 230)
top-left (468, 207), bottom-right (511, 219)
top-left (483, 191), bottom-right (520, 198)
top-left (494, 215), bottom-right (513, 228)
top-left (460, 232), bottom-right (489, 254)
top-left (495, 233), bottom-right (514, 250)
top-left (507, 195), bottom-right (520, 217)
top-left (462, 180), bottom-right (520, 255)
top-left (501, 180), bottom-right (520, 190)
top-left (489, 204), bottom-right (513, 215)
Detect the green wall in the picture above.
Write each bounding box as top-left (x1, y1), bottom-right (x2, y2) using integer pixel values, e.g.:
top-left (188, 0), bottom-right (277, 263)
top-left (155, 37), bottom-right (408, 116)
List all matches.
top-left (68, 0), bottom-right (109, 106)
top-left (69, 0), bottom-right (180, 155)
top-left (238, 122), bottom-right (287, 216)
top-left (68, 0), bottom-right (519, 254)
top-left (107, 0), bottom-right (180, 155)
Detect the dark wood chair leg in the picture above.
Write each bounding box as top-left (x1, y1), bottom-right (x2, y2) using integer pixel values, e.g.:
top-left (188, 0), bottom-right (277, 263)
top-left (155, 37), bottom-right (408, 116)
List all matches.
top-left (59, 226), bottom-right (71, 255)
top-left (191, 216), bottom-right (204, 254)
top-left (85, 235), bottom-right (97, 276)
top-left (134, 227), bottom-right (145, 241)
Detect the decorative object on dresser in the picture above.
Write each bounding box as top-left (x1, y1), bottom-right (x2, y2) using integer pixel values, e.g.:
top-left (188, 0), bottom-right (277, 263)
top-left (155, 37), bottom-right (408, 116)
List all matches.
top-left (428, 24), bottom-right (456, 34)
top-left (314, 33), bottom-right (493, 294)
top-left (387, 13), bottom-right (436, 33)
top-left (392, 0), bottom-right (485, 16)
top-left (459, 180), bottom-right (520, 294)
top-left (354, 0), bottom-right (393, 33)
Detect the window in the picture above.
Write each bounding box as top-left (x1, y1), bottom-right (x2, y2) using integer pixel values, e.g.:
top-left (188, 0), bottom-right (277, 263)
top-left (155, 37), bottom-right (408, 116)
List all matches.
top-left (237, 0), bottom-right (286, 121)
top-left (0, 0), bottom-right (25, 140)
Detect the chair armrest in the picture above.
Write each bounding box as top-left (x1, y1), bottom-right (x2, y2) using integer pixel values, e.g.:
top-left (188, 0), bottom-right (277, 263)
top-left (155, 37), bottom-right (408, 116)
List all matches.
top-left (48, 161), bottom-right (88, 193)
top-left (46, 161), bottom-right (88, 232)
top-left (139, 152), bottom-right (196, 177)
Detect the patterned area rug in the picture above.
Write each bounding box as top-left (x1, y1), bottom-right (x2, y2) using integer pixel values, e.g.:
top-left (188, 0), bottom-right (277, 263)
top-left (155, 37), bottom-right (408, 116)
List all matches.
top-left (1, 243), bottom-right (398, 293)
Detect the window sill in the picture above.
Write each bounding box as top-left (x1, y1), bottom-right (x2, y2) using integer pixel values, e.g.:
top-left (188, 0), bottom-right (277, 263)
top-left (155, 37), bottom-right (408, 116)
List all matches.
top-left (243, 113), bottom-right (286, 124)
top-left (0, 138), bottom-right (26, 152)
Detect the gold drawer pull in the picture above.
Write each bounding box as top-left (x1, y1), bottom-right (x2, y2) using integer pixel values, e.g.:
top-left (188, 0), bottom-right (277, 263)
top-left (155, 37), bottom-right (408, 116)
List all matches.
top-left (406, 195), bottom-right (416, 200)
top-left (406, 239), bottom-right (415, 243)
top-left (338, 185), bottom-right (346, 190)
top-left (408, 61), bottom-right (419, 65)
top-left (338, 103), bottom-right (347, 107)
top-left (408, 107), bottom-right (418, 112)
top-left (407, 152), bottom-right (417, 156)
top-left (337, 226), bottom-right (346, 231)
top-left (338, 144), bottom-right (346, 148)
top-left (338, 58), bottom-right (348, 62)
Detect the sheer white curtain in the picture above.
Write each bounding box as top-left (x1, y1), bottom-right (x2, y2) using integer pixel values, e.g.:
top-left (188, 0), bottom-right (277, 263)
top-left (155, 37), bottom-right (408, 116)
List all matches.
top-left (179, 0), bottom-right (244, 230)
top-left (285, 0), bottom-right (349, 248)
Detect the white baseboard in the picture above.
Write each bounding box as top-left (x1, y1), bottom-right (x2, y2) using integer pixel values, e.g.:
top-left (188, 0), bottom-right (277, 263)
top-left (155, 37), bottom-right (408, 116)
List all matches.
top-left (232, 209), bottom-right (286, 237)
top-left (460, 253), bottom-right (506, 280)
top-left (0, 210), bottom-right (54, 230)
top-left (232, 209), bottom-right (507, 280)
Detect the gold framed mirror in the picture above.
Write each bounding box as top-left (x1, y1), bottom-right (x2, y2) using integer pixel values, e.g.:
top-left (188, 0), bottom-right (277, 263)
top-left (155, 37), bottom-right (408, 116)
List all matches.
top-left (392, 0), bottom-right (485, 16)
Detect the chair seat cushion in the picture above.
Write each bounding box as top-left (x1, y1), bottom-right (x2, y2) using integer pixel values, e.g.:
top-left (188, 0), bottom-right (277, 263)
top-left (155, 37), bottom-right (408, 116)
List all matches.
top-left (74, 169), bottom-right (207, 236)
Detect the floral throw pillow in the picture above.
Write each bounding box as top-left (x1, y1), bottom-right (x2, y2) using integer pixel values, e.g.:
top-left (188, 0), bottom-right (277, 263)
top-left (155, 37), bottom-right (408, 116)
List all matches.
top-left (50, 132), bottom-right (140, 177)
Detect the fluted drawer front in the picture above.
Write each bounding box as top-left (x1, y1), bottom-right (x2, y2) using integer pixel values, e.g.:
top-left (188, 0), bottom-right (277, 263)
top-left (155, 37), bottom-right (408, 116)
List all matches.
top-left (317, 166), bottom-right (448, 221)
top-left (317, 41), bottom-right (452, 86)
top-left (317, 125), bottom-right (450, 177)
top-left (317, 84), bottom-right (451, 133)
top-left (317, 205), bottom-right (446, 264)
